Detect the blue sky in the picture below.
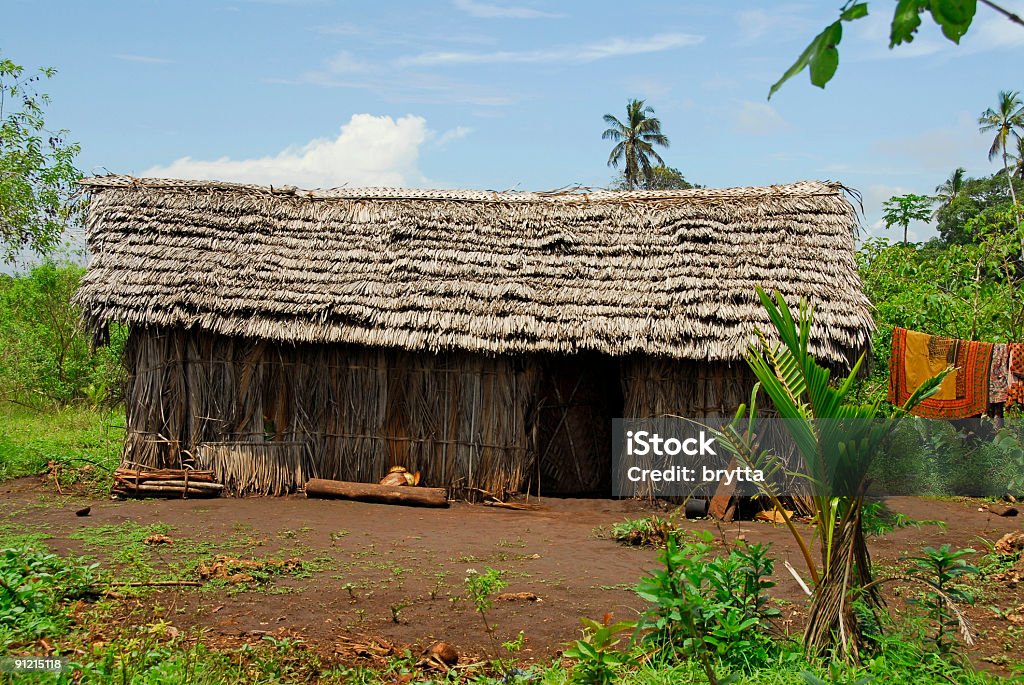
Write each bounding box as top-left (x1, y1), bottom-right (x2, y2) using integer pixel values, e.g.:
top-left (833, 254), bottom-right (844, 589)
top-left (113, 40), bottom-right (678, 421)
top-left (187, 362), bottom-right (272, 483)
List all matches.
top-left (5, 0), bottom-right (1023, 243)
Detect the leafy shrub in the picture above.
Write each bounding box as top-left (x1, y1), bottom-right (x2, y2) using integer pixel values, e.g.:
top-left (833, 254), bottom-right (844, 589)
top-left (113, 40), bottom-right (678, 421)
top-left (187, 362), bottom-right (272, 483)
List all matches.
top-left (0, 545), bottom-right (99, 647)
top-left (905, 544), bottom-right (979, 653)
top-left (0, 263), bottom-right (126, 407)
top-left (635, 531), bottom-right (780, 671)
top-left (464, 567), bottom-right (507, 637)
top-left (610, 515), bottom-right (675, 547)
top-left (873, 418), bottom-right (1024, 498)
top-left (563, 617), bottom-right (636, 685)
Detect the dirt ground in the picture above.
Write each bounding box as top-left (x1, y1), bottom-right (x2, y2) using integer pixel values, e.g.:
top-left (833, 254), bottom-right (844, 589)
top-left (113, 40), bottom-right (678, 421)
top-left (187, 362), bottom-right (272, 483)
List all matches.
top-left (2, 478), bottom-right (1023, 671)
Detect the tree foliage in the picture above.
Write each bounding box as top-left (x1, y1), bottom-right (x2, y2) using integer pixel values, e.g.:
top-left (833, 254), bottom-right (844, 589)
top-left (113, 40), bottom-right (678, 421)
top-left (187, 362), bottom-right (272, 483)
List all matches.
top-left (769, 1), bottom-right (1023, 98)
top-left (881, 193), bottom-right (933, 244)
top-left (0, 264), bottom-right (125, 406)
top-left (979, 90), bottom-right (1024, 206)
top-left (1013, 135), bottom-right (1024, 180)
top-left (933, 166), bottom-right (966, 218)
top-left (609, 165), bottom-right (697, 191)
top-left (935, 171), bottom-right (1023, 243)
top-left (858, 206), bottom-right (1024, 397)
top-left (602, 99), bottom-right (670, 191)
top-left (0, 57), bottom-right (82, 263)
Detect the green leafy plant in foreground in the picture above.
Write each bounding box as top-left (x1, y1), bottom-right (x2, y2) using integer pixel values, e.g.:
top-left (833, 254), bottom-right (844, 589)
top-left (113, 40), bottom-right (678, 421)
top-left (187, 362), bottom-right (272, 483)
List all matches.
top-left (464, 567), bottom-right (507, 637)
top-left (0, 545), bottom-right (99, 647)
top-left (564, 617), bottom-right (637, 685)
top-left (770, 0), bottom-right (985, 98)
top-left (634, 531), bottom-right (780, 682)
top-left (905, 544), bottom-right (979, 653)
top-left (713, 288), bottom-right (948, 661)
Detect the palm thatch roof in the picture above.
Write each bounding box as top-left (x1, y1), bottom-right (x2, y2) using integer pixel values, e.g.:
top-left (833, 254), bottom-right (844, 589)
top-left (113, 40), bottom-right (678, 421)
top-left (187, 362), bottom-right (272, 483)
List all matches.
top-left (75, 176), bottom-right (873, 365)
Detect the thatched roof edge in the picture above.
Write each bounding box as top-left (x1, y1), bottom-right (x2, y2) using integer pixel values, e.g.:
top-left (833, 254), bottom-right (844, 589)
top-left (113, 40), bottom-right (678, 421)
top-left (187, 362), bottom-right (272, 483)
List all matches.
top-left (75, 175), bottom-right (874, 366)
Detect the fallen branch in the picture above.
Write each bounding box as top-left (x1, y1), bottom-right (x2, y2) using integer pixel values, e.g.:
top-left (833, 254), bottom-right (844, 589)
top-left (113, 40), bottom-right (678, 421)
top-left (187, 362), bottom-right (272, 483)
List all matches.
top-left (100, 580), bottom-right (203, 588)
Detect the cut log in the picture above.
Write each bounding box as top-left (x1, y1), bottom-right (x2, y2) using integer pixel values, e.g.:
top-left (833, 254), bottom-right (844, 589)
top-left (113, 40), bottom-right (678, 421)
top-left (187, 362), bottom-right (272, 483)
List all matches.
top-left (123, 480), bottom-right (224, 491)
top-left (114, 468), bottom-right (215, 482)
top-left (127, 484), bottom-right (221, 498)
top-left (988, 504), bottom-right (1019, 517)
top-left (305, 478), bottom-right (449, 508)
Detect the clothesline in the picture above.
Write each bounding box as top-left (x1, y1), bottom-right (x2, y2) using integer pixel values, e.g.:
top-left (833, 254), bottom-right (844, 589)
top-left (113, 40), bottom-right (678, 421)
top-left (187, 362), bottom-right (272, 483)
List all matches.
top-left (887, 327), bottom-right (1021, 419)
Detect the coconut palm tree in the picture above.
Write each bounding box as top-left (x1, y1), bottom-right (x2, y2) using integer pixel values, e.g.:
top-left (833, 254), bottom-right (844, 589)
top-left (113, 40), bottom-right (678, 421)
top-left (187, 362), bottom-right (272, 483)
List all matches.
top-left (602, 99), bottom-right (670, 190)
top-left (1013, 135), bottom-right (1024, 181)
top-left (933, 166), bottom-right (967, 219)
top-left (979, 90), bottom-right (1024, 206)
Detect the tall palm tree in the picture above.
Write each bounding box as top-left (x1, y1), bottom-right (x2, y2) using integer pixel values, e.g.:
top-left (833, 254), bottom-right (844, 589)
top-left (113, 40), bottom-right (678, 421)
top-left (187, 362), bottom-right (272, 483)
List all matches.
top-left (1013, 135), bottom-right (1024, 181)
top-left (979, 90), bottom-right (1024, 206)
top-left (933, 166), bottom-right (967, 219)
top-left (603, 99), bottom-right (670, 190)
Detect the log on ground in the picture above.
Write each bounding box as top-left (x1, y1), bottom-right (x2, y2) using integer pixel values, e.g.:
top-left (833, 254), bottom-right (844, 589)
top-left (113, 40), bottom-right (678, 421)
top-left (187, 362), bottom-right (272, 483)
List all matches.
top-left (304, 478), bottom-right (449, 508)
top-left (114, 483), bottom-right (222, 498)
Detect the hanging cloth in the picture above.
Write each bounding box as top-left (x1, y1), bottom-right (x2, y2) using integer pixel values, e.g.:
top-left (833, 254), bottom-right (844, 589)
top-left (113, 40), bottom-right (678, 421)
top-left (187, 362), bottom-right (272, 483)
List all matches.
top-left (989, 343), bottom-right (1009, 404)
top-left (889, 327), bottom-right (993, 418)
top-left (1006, 343), bottom-right (1024, 406)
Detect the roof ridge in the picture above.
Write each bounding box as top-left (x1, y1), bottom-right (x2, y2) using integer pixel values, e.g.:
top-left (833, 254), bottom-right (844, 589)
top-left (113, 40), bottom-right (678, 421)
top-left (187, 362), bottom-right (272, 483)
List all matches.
top-left (79, 175), bottom-right (842, 203)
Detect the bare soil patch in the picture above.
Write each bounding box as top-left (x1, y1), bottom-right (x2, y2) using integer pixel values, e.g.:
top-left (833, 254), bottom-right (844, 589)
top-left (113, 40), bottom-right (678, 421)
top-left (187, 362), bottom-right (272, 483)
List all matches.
top-left (3, 478), bottom-right (1023, 671)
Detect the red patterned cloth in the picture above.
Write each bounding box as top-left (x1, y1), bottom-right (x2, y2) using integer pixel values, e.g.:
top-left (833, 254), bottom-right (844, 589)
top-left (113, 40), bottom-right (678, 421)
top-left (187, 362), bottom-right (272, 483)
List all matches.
top-left (889, 327), bottom-right (993, 418)
top-left (1005, 343), bottom-right (1024, 407)
top-left (1010, 343), bottom-right (1024, 376)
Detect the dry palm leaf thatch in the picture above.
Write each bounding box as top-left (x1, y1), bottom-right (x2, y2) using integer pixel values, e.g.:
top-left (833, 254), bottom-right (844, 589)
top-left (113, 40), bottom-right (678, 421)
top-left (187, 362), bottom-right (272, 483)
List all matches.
top-left (75, 176), bottom-right (871, 367)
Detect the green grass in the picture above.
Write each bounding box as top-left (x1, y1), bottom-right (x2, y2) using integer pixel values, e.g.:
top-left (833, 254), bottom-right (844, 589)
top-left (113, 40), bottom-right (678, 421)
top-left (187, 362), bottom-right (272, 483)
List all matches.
top-left (0, 402), bottom-right (123, 489)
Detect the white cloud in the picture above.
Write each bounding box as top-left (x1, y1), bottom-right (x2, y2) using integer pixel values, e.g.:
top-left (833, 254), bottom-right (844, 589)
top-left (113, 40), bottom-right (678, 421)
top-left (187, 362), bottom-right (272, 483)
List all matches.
top-left (143, 114), bottom-right (431, 188)
top-left (701, 73), bottom-right (739, 90)
top-left (282, 71), bottom-right (515, 106)
top-left (324, 51), bottom-right (371, 74)
top-left (313, 22), bottom-right (362, 35)
top-left (435, 126), bottom-right (473, 147)
top-left (619, 78), bottom-right (671, 101)
top-left (452, 0), bottom-right (562, 19)
top-left (966, 13), bottom-right (1024, 51)
top-left (113, 53), bottom-right (174, 64)
top-left (735, 6), bottom-right (816, 43)
top-left (283, 49), bottom-right (516, 105)
top-left (734, 101), bottom-right (788, 136)
top-left (396, 32), bottom-right (703, 67)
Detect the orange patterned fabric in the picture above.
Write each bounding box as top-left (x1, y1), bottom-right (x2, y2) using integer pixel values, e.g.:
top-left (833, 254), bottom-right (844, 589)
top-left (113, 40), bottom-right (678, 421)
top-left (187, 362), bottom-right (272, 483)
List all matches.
top-left (1005, 343), bottom-right (1024, 407)
top-left (888, 327), bottom-right (993, 418)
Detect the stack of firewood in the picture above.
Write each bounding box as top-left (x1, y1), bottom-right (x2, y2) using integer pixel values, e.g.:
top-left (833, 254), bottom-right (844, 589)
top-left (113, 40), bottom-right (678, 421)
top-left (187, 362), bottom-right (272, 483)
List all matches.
top-left (112, 468), bottom-right (224, 498)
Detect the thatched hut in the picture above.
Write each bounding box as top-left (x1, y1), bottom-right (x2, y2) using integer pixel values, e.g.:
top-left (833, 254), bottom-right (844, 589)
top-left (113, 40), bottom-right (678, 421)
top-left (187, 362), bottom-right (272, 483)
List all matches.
top-left (75, 176), bottom-right (873, 497)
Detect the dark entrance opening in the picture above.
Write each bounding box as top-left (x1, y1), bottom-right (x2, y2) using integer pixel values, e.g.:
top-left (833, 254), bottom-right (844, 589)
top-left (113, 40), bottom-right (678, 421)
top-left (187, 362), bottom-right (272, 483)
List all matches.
top-left (533, 354), bottom-right (623, 496)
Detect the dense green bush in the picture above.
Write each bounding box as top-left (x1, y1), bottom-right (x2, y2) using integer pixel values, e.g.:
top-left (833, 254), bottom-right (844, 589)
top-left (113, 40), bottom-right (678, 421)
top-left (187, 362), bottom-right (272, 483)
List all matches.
top-left (872, 418), bottom-right (1024, 497)
top-left (0, 262), bottom-right (125, 406)
top-left (0, 545), bottom-right (99, 648)
top-left (635, 531), bottom-right (780, 671)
